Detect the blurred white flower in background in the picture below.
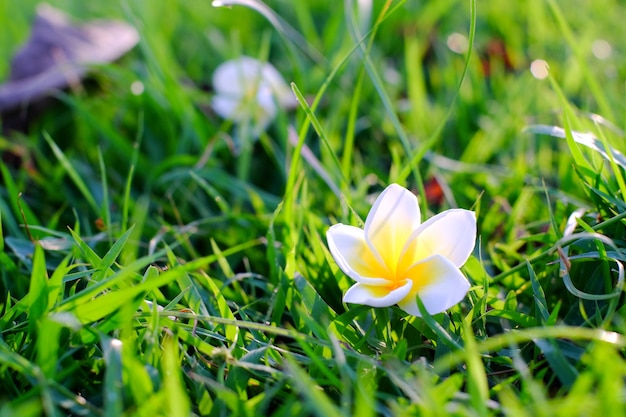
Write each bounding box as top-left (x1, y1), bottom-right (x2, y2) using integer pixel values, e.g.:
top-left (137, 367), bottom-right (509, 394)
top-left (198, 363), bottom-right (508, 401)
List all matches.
top-left (211, 56), bottom-right (296, 139)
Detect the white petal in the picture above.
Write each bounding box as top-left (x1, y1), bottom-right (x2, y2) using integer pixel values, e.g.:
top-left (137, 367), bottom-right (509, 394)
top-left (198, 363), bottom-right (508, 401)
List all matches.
top-left (212, 56), bottom-right (287, 134)
top-left (364, 184), bottom-right (421, 272)
top-left (211, 95), bottom-right (242, 120)
top-left (259, 62), bottom-right (296, 108)
top-left (397, 255), bottom-right (470, 316)
top-left (255, 85), bottom-right (278, 120)
top-left (326, 224), bottom-right (391, 285)
top-left (343, 280), bottom-right (413, 307)
top-left (212, 56), bottom-right (263, 96)
top-left (404, 209), bottom-right (476, 267)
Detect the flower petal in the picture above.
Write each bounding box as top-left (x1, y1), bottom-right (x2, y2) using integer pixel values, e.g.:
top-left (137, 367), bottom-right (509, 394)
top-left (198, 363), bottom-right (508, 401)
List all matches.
top-left (212, 56), bottom-right (294, 110)
top-left (364, 184), bottom-right (421, 273)
top-left (343, 280), bottom-right (413, 307)
top-left (326, 224), bottom-right (390, 285)
top-left (397, 255), bottom-right (470, 316)
top-left (211, 95), bottom-right (242, 121)
top-left (212, 56), bottom-right (264, 97)
top-left (259, 62), bottom-right (296, 109)
top-left (212, 57), bottom-right (285, 137)
top-left (404, 209), bottom-right (476, 267)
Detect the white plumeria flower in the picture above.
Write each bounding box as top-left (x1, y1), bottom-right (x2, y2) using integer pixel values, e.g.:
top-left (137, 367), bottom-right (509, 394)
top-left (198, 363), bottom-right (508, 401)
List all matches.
top-left (326, 184), bottom-right (476, 316)
top-left (211, 56), bottom-right (296, 138)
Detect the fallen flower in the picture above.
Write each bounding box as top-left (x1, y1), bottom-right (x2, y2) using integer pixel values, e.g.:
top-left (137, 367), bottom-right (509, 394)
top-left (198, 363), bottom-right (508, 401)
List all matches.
top-left (326, 184), bottom-right (476, 316)
top-left (0, 3), bottom-right (139, 112)
top-left (211, 56), bottom-right (296, 138)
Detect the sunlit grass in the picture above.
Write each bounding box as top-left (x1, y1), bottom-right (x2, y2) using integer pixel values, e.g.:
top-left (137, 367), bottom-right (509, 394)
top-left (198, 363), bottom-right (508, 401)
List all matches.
top-left (1, 0), bottom-right (626, 416)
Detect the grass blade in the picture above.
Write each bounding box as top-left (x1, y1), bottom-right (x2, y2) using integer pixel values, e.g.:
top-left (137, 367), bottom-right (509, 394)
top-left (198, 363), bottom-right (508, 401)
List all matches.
top-left (43, 132), bottom-right (99, 214)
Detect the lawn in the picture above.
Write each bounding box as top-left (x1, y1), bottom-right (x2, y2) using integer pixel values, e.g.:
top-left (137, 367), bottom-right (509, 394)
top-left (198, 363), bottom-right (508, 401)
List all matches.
top-left (1, 0), bottom-right (626, 416)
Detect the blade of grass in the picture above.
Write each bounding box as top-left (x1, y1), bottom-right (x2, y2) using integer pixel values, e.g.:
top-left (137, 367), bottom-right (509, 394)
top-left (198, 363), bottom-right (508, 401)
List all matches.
top-left (415, 296), bottom-right (463, 351)
top-left (525, 125), bottom-right (626, 170)
top-left (528, 261), bottom-right (578, 387)
top-left (97, 146), bottom-right (112, 244)
top-left (162, 336), bottom-right (191, 417)
top-left (43, 132), bottom-right (99, 214)
top-left (461, 320), bottom-right (488, 416)
top-left (397, 0), bottom-right (477, 185)
top-left (211, 0), bottom-right (325, 65)
top-left (545, 75), bottom-right (593, 171)
top-left (283, 355), bottom-right (344, 417)
top-left (433, 325), bottom-right (626, 373)
top-left (27, 244), bottom-right (48, 334)
top-left (528, 261), bottom-right (550, 323)
top-left (102, 336), bottom-right (124, 417)
top-left (594, 120), bottom-right (626, 200)
top-left (121, 123), bottom-right (143, 233)
top-left (283, 0), bottom-right (408, 221)
top-left (68, 225), bottom-right (135, 284)
top-left (349, 0), bottom-right (426, 194)
top-left (0, 163), bottom-right (41, 233)
top-left (545, 0), bottom-right (614, 121)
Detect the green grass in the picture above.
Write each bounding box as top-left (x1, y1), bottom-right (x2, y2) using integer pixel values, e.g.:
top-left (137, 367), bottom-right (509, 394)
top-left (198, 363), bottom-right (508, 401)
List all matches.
top-left (2, 0), bottom-right (626, 415)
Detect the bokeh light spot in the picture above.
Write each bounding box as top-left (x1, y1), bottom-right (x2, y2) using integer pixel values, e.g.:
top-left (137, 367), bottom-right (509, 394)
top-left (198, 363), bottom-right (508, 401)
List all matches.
top-left (530, 59), bottom-right (549, 79)
top-left (592, 39), bottom-right (612, 60)
top-left (131, 80), bottom-right (145, 95)
top-left (447, 33), bottom-right (469, 54)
